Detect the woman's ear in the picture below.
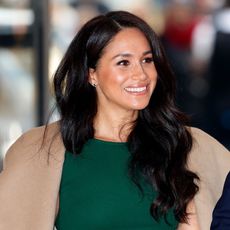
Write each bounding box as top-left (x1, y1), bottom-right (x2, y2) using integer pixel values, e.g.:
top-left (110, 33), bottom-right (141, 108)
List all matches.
top-left (89, 68), bottom-right (98, 87)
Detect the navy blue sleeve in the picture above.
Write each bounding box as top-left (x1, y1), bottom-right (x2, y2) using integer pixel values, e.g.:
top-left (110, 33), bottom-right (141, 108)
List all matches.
top-left (211, 171), bottom-right (230, 229)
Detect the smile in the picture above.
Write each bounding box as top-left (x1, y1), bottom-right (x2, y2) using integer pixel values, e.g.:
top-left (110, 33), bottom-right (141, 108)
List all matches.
top-left (124, 86), bottom-right (147, 93)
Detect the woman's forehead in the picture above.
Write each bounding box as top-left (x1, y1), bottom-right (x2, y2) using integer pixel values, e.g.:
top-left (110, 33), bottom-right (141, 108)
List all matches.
top-left (100, 28), bottom-right (151, 57)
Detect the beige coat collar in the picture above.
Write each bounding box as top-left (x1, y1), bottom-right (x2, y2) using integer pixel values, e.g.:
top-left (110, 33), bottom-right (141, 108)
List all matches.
top-left (0, 121), bottom-right (229, 230)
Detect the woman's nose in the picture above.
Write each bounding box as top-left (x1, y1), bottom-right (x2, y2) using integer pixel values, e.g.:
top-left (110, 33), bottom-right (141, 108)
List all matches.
top-left (131, 63), bottom-right (147, 80)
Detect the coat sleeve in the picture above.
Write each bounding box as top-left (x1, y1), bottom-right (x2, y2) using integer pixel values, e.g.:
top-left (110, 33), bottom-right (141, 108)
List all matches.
top-left (188, 127), bottom-right (230, 230)
top-left (0, 123), bottom-right (65, 230)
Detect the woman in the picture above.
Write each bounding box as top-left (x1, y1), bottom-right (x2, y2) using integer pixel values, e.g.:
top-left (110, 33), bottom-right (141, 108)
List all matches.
top-left (0, 11), bottom-right (229, 230)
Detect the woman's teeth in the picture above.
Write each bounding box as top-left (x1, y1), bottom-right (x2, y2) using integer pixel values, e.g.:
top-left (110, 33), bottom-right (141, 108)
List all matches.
top-left (125, 86), bottom-right (147, 93)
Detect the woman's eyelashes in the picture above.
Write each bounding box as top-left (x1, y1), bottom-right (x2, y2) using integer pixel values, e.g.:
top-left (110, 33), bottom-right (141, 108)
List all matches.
top-left (117, 60), bottom-right (130, 66)
top-left (116, 57), bottom-right (153, 66)
top-left (142, 57), bottom-right (153, 64)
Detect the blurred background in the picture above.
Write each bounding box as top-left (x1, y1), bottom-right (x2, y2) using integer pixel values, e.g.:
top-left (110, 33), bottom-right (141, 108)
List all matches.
top-left (0, 0), bottom-right (229, 171)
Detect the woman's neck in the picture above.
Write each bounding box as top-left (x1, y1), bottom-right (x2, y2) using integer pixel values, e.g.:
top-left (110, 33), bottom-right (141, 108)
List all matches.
top-left (93, 109), bottom-right (137, 142)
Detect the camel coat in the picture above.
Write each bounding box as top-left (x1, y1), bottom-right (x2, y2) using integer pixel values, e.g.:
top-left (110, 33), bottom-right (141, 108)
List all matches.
top-left (0, 121), bottom-right (229, 230)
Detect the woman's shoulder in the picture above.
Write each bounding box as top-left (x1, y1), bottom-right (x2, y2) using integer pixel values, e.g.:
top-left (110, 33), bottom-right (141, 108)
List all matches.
top-left (187, 126), bottom-right (229, 180)
top-left (3, 121), bottom-right (64, 170)
top-left (187, 126), bottom-right (230, 188)
top-left (0, 121), bottom-right (64, 229)
top-left (188, 126), bottom-right (229, 154)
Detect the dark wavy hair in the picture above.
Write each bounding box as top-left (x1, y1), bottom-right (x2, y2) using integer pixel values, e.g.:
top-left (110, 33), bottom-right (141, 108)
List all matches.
top-left (53, 10), bottom-right (199, 223)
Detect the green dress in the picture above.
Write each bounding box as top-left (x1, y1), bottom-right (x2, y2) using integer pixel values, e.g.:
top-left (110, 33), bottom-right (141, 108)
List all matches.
top-left (55, 139), bottom-right (178, 229)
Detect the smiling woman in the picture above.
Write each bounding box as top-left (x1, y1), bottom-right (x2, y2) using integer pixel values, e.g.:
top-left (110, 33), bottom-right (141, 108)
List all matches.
top-left (53, 13), bottom-right (196, 227)
top-left (0, 10), bottom-right (229, 230)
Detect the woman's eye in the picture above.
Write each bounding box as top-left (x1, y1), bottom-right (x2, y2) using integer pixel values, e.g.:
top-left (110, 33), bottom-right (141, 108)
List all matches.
top-left (143, 57), bottom-right (153, 63)
top-left (117, 60), bottom-right (130, 66)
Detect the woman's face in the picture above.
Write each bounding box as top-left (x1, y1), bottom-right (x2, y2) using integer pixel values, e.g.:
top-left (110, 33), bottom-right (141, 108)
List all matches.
top-left (89, 28), bottom-right (158, 114)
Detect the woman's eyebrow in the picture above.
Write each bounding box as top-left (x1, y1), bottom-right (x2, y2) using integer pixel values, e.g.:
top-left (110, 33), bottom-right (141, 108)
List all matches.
top-left (143, 50), bottom-right (152, 55)
top-left (111, 50), bottom-right (152, 60)
top-left (111, 53), bottom-right (132, 60)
